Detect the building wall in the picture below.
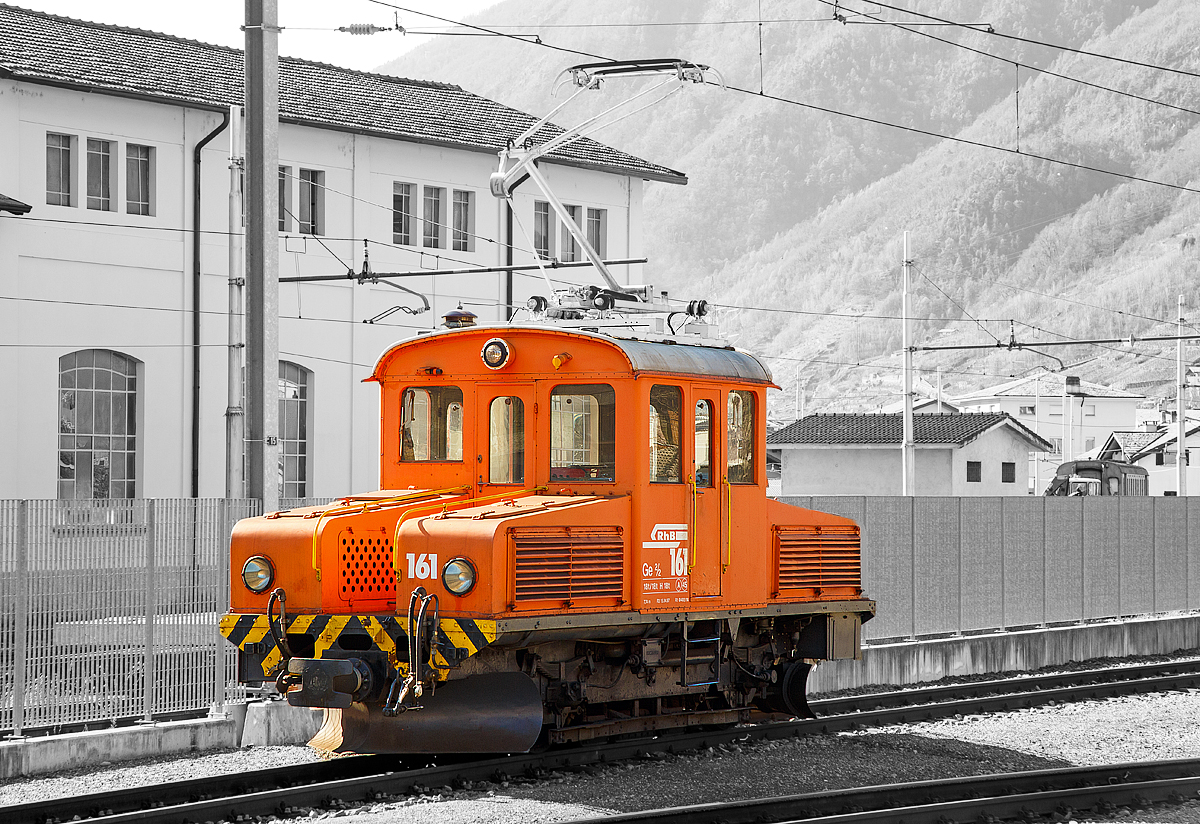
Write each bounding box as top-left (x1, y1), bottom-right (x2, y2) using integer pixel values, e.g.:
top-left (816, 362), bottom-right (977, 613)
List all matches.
top-left (780, 429), bottom-right (1036, 496)
top-left (1133, 430), bottom-right (1200, 495)
top-left (1, 79), bottom-right (650, 499)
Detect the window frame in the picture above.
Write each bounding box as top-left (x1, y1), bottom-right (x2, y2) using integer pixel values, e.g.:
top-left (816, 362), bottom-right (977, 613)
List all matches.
top-left (452, 188), bottom-right (474, 252)
top-left (278, 361), bottom-right (312, 499)
top-left (534, 200), bottom-right (554, 260)
top-left (488, 395), bottom-right (525, 485)
top-left (423, 186), bottom-right (445, 249)
top-left (393, 181), bottom-right (414, 245)
top-left (58, 349), bottom-right (140, 500)
top-left (1001, 461), bottom-right (1016, 484)
top-left (561, 204), bottom-right (581, 262)
top-left (298, 168), bottom-right (324, 235)
top-left (278, 166), bottom-right (291, 232)
top-left (400, 385), bottom-right (464, 463)
top-left (967, 460), bottom-right (982, 483)
top-left (46, 132), bottom-right (75, 207)
top-left (694, 399), bottom-right (714, 488)
top-left (649, 385), bottom-right (683, 484)
top-left (549, 383), bottom-right (616, 482)
top-left (586, 207), bottom-right (607, 258)
top-left (726, 390), bottom-right (756, 485)
top-left (86, 137), bottom-right (113, 212)
top-left (126, 143), bottom-right (154, 216)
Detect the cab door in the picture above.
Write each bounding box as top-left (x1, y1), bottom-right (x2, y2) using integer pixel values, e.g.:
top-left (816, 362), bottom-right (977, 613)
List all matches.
top-left (476, 385), bottom-right (534, 494)
top-left (690, 389), bottom-right (722, 597)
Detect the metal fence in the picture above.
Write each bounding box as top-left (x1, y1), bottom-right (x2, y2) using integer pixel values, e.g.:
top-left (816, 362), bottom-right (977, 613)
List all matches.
top-left (780, 496), bottom-right (1200, 642)
top-left (0, 498), bottom-right (264, 735)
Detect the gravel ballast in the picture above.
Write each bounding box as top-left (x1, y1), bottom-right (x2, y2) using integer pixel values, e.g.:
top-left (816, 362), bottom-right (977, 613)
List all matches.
top-left (3, 690), bottom-right (1200, 823)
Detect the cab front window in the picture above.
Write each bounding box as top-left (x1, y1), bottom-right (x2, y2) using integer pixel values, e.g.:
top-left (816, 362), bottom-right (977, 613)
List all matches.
top-left (550, 384), bottom-right (615, 481)
top-left (401, 386), bottom-right (463, 462)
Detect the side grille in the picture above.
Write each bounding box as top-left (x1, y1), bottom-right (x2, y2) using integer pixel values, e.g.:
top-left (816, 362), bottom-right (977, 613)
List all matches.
top-left (511, 526), bottom-right (624, 603)
top-left (775, 525), bottom-right (861, 594)
top-left (339, 532), bottom-right (396, 601)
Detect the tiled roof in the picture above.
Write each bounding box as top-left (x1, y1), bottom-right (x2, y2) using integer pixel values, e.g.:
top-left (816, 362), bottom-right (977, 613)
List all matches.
top-left (0, 192), bottom-right (31, 214)
top-left (1128, 423), bottom-right (1200, 461)
top-left (955, 373), bottom-right (1142, 401)
top-left (1108, 430), bottom-right (1160, 454)
top-left (0, 4), bottom-right (685, 184)
top-left (767, 412), bottom-right (1053, 450)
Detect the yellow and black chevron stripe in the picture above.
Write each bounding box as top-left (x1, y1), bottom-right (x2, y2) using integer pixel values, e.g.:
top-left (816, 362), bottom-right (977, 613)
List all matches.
top-left (218, 613), bottom-right (498, 679)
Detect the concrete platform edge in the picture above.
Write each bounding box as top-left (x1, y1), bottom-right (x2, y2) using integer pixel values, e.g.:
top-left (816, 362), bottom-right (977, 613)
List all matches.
top-left (810, 612), bottom-right (1200, 693)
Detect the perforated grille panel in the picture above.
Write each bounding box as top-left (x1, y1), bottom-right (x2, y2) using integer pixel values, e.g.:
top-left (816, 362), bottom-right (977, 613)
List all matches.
top-left (512, 525), bottom-right (624, 603)
top-left (339, 532), bottom-right (396, 601)
top-left (776, 524), bottom-right (861, 595)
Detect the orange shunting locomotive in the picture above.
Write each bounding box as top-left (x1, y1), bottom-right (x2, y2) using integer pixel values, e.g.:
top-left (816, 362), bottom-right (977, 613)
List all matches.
top-left (221, 318), bottom-right (874, 753)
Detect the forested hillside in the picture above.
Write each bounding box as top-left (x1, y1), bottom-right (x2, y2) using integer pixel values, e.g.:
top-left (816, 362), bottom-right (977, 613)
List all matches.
top-left (380, 0), bottom-right (1200, 418)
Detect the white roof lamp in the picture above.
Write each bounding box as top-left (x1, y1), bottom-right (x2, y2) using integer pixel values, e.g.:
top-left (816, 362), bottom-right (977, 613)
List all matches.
top-left (490, 59), bottom-right (723, 321)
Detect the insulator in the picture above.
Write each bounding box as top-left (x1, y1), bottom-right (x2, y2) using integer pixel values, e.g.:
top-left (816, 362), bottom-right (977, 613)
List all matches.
top-left (339, 24), bottom-right (386, 35)
top-left (687, 299), bottom-right (709, 317)
top-left (526, 295), bottom-right (549, 313)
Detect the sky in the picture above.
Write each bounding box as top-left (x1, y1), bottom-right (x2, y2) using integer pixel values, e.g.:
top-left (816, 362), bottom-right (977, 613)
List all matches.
top-left (12, 1), bottom-right (502, 72)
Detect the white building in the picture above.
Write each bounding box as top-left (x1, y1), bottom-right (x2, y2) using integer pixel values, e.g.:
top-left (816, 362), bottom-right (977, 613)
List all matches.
top-left (0, 5), bottom-right (684, 500)
top-left (953, 372), bottom-right (1142, 494)
top-left (769, 413), bottom-right (1052, 496)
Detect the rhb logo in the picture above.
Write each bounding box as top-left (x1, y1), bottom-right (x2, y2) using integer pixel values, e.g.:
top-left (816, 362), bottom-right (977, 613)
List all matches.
top-left (652, 525), bottom-right (688, 543)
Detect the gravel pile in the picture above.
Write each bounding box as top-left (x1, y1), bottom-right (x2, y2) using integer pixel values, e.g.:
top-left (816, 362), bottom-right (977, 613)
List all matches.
top-left (4, 690), bottom-right (1200, 823)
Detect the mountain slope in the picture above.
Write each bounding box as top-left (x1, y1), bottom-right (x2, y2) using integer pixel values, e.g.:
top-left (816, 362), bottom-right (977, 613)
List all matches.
top-left (380, 0), bottom-right (1199, 414)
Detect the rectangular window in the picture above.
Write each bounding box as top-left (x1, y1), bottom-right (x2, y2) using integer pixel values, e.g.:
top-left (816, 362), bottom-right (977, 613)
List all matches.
top-left (488, 396), bottom-right (525, 484)
top-left (86, 138), bottom-right (112, 211)
top-left (1001, 462), bottom-right (1016, 483)
top-left (1047, 403), bottom-right (1063, 417)
top-left (278, 362), bottom-right (311, 500)
top-left (534, 200), bottom-right (553, 259)
top-left (392, 181), bottom-right (413, 245)
top-left (1085, 437), bottom-right (1095, 451)
top-left (1050, 437), bottom-right (1063, 454)
top-left (727, 390), bottom-right (756, 484)
top-left (586, 207), bottom-right (607, 258)
top-left (46, 133), bottom-right (73, 206)
top-left (126, 143), bottom-right (153, 215)
top-left (423, 186), bottom-right (444, 248)
top-left (298, 168), bottom-right (324, 235)
top-left (1018, 405), bottom-right (1034, 416)
top-left (1084, 404), bottom-right (1096, 417)
top-left (452, 189), bottom-right (474, 252)
top-left (649, 385), bottom-right (683, 484)
top-left (550, 384), bottom-right (616, 482)
top-left (278, 166), bottom-right (291, 231)
top-left (694, 400), bottom-right (713, 488)
top-left (401, 386), bottom-right (464, 462)
top-left (561, 204), bottom-right (581, 262)
top-left (967, 461), bottom-right (982, 482)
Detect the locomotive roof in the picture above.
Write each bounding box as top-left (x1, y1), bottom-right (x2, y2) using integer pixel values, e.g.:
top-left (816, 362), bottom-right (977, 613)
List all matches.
top-left (369, 325), bottom-right (774, 385)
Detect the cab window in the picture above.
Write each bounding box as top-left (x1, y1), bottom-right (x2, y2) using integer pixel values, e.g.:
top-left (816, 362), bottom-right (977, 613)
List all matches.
top-left (550, 384), bottom-right (615, 481)
top-left (649, 385), bottom-right (682, 483)
top-left (727, 390), bottom-right (755, 484)
top-left (488, 396), bottom-right (524, 484)
top-left (400, 386), bottom-right (463, 462)
top-left (695, 400), bottom-right (713, 488)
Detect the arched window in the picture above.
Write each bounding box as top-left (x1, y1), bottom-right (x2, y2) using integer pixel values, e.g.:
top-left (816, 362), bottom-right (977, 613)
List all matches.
top-left (279, 361), bottom-right (311, 498)
top-left (58, 349), bottom-right (139, 499)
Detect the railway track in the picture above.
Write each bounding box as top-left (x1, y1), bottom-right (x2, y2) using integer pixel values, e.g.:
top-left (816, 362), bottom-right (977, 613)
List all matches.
top-left (12, 657), bottom-right (1200, 824)
top-left (571, 758), bottom-right (1200, 824)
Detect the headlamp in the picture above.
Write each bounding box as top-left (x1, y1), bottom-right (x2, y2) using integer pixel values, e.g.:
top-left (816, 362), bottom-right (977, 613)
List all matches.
top-left (481, 338), bottom-right (511, 370)
top-left (241, 555), bottom-right (275, 593)
top-left (441, 557), bottom-right (477, 596)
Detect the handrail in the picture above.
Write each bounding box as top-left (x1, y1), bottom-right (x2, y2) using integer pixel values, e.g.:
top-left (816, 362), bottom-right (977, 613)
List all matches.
top-left (390, 486), bottom-right (549, 574)
top-left (309, 486), bottom-right (470, 575)
top-left (723, 474), bottom-right (731, 573)
top-left (688, 474), bottom-right (696, 573)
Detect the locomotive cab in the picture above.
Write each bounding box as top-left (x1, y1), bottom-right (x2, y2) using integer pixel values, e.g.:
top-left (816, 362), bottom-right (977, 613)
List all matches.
top-left (222, 323), bottom-right (875, 753)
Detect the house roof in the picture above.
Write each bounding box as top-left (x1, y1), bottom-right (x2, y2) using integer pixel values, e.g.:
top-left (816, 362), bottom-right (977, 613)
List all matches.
top-left (767, 412), bottom-right (1053, 451)
top-left (0, 4), bottom-right (686, 185)
top-left (1128, 423), bottom-right (1200, 462)
top-left (0, 192), bottom-right (31, 215)
top-left (1105, 430), bottom-right (1160, 455)
top-left (955, 373), bottom-right (1142, 402)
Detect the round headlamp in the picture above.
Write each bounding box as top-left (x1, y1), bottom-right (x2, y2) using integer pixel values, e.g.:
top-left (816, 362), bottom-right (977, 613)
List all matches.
top-left (241, 555), bottom-right (275, 593)
top-left (441, 557), bottom-right (477, 596)
top-left (481, 338), bottom-right (512, 370)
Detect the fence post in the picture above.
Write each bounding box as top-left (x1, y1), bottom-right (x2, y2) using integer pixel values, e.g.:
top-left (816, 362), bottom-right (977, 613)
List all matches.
top-left (142, 499), bottom-right (156, 724)
top-left (11, 501), bottom-right (29, 738)
top-left (211, 499), bottom-right (228, 716)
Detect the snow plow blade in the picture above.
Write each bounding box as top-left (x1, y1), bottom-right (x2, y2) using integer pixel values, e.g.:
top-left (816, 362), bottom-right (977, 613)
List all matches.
top-left (309, 672), bottom-right (544, 754)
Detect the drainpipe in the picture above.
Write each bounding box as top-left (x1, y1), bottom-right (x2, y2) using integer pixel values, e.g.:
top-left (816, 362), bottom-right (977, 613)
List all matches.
top-left (192, 110), bottom-right (231, 498)
top-left (505, 201), bottom-right (514, 320)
